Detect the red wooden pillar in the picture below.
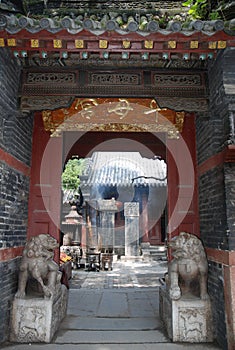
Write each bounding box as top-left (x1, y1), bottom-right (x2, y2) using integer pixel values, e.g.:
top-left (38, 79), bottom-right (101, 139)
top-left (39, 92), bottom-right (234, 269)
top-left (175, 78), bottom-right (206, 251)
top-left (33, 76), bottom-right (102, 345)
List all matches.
top-left (27, 112), bottom-right (62, 263)
top-left (166, 114), bottom-right (199, 256)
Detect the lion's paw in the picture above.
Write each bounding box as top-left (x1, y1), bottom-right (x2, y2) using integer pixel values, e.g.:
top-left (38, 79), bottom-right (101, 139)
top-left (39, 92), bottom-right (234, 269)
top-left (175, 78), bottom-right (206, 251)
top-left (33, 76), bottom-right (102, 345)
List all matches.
top-left (169, 287), bottom-right (181, 300)
top-left (43, 286), bottom-right (53, 298)
top-left (15, 291), bottom-right (26, 299)
top-left (201, 293), bottom-right (210, 301)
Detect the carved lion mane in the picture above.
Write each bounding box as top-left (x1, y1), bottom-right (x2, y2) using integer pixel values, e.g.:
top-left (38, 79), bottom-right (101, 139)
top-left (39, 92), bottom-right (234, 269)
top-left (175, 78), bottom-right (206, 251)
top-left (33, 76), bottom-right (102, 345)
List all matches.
top-left (15, 234), bottom-right (61, 299)
top-left (167, 232), bottom-right (209, 301)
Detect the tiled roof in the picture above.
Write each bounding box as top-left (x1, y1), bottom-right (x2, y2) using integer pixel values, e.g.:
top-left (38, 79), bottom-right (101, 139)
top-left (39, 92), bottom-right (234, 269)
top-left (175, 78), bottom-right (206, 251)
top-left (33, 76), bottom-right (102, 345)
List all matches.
top-left (80, 152), bottom-right (167, 188)
top-left (0, 13), bottom-right (233, 35)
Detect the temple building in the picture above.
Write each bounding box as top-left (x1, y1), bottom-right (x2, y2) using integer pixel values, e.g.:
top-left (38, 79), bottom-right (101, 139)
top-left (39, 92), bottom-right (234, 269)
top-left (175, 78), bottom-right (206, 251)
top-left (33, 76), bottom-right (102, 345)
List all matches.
top-left (0, 0), bottom-right (235, 348)
top-left (78, 151), bottom-right (167, 252)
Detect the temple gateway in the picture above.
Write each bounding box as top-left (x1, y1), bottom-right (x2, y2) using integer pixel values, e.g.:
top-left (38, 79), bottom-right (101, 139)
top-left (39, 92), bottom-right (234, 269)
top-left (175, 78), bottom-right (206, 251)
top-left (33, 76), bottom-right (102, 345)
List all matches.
top-left (0, 1), bottom-right (235, 349)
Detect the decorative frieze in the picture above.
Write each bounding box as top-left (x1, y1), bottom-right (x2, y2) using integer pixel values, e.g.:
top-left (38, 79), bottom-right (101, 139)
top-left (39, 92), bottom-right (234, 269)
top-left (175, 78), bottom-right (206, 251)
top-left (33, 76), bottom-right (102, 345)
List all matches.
top-left (26, 72), bottom-right (76, 84)
top-left (157, 97), bottom-right (208, 112)
top-left (90, 73), bottom-right (140, 85)
top-left (153, 74), bottom-right (202, 86)
top-left (20, 96), bottom-right (74, 111)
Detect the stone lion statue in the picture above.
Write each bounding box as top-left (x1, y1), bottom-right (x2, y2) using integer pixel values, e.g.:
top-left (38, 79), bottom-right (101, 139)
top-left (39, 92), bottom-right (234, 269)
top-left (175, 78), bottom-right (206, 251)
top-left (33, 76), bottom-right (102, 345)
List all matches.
top-left (15, 234), bottom-right (61, 299)
top-left (167, 232), bottom-right (209, 301)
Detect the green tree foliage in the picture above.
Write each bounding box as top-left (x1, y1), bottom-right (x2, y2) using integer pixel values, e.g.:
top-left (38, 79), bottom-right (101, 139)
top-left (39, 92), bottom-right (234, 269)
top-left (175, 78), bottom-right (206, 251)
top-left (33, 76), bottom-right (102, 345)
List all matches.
top-left (183, 0), bottom-right (210, 19)
top-left (61, 158), bottom-right (85, 190)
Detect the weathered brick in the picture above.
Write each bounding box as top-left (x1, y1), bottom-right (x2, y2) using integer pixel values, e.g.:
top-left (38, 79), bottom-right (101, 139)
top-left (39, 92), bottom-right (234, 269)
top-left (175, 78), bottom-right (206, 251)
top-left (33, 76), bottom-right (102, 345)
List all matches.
top-left (0, 49), bottom-right (33, 343)
top-left (196, 48), bottom-right (235, 349)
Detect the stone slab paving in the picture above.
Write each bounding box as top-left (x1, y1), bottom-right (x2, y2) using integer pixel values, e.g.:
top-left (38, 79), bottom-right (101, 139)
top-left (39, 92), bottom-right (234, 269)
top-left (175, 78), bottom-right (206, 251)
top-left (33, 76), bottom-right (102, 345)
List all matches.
top-left (2, 260), bottom-right (222, 350)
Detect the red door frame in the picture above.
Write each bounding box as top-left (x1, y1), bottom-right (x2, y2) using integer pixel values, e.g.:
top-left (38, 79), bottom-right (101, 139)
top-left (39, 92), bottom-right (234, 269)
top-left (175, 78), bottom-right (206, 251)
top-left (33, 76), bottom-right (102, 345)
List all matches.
top-left (27, 111), bottom-right (199, 262)
top-left (27, 112), bottom-right (63, 263)
top-left (166, 113), bottom-right (199, 249)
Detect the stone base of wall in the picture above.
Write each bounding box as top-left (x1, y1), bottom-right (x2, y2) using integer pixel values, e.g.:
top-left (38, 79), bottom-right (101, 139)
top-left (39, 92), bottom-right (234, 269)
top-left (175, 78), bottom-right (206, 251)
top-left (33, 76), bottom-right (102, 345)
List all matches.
top-left (10, 285), bottom-right (68, 343)
top-left (159, 285), bottom-right (214, 343)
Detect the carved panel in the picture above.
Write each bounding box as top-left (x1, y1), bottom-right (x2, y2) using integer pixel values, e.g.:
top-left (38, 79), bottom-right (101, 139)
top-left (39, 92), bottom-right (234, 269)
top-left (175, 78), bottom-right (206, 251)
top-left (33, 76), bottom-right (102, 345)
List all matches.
top-left (20, 96), bottom-right (74, 111)
top-left (153, 74), bottom-right (202, 86)
top-left (157, 97), bottom-right (208, 112)
top-left (89, 73), bottom-right (141, 85)
top-left (178, 308), bottom-right (210, 342)
top-left (26, 72), bottom-right (76, 84)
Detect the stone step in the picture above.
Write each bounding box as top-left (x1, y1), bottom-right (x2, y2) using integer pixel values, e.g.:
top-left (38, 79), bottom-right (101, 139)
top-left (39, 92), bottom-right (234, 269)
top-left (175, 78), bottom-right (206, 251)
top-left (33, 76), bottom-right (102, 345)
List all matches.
top-left (60, 316), bottom-right (162, 331)
top-left (54, 329), bottom-right (168, 344)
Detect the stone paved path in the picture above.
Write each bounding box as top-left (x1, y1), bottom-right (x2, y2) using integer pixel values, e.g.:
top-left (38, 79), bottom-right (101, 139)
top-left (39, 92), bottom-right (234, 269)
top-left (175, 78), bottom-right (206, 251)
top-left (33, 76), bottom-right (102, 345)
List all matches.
top-left (70, 260), bottom-right (167, 289)
top-left (3, 260), bottom-right (222, 350)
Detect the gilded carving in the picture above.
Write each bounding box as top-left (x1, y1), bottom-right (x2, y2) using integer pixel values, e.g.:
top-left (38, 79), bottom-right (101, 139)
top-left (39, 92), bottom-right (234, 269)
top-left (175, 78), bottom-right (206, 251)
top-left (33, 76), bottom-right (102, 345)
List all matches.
top-left (53, 39), bottom-right (62, 48)
top-left (74, 98), bottom-right (99, 110)
top-left (217, 41), bottom-right (226, 49)
top-left (42, 98), bottom-right (184, 138)
top-left (144, 40), bottom-right (153, 49)
top-left (0, 38), bottom-right (5, 47)
top-left (31, 39), bottom-right (39, 48)
top-left (168, 41), bottom-right (176, 49)
top-left (99, 40), bottom-right (108, 49)
top-left (190, 41), bottom-right (199, 49)
top-left (122, 40), bottom-right (131, 48)
top-left (7, 38), bottom-right (16, 46)
top-left (107, 99), bottom-right (133, 119)
top-left (75, 39), bottom-right (84, 48)
top-left (52, 122), bottom-right (179, 138)
top-left (175, 112), bottom-right (185, 132)
top-left (208, 41), bottom-right (217, 49)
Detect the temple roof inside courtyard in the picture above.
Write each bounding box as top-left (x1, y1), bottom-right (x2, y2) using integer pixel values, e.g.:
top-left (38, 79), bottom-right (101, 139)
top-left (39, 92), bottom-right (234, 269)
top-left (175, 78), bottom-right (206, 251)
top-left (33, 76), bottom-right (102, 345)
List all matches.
top-left (80, 152), bottom-right (167, 188)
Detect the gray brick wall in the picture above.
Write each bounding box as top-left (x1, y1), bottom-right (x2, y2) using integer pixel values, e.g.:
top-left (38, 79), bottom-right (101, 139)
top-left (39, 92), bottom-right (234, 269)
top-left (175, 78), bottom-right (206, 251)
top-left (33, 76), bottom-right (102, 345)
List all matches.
top-left (0, 162), bottom-right (30, 249)
top-left (196, 48), bottom-right (235, 349)
top-left (0, 258), bottom-right (20, 343)
top-left (224, 163), bottom-right (235, 249)
top-left (0, 49), bottom-right (33, 165)
top-left (0, 48), bottom-right (33, 343)
top-left (208, 261), bottom-right (227, 349)
top-left (198, 165), bottom-right (227, 250)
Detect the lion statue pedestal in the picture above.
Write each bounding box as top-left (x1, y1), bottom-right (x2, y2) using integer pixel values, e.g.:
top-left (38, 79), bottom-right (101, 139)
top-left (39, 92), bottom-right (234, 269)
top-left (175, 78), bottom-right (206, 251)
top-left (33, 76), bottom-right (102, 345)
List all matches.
top-left (159, 232), bottom-right (214, 343)
top-left (10, 234), bottom-right (68, 343)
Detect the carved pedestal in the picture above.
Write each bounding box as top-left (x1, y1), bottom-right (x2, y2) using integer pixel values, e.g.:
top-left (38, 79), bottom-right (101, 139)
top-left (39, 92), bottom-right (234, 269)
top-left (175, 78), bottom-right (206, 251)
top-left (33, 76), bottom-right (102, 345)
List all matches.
top-left (159, 285), bottom-right (214, 343)
top-left (10, 285), bottom-right (68, 343)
